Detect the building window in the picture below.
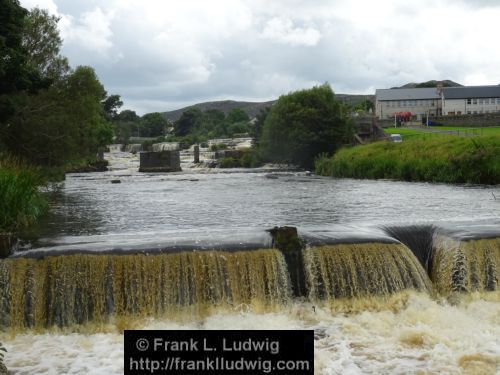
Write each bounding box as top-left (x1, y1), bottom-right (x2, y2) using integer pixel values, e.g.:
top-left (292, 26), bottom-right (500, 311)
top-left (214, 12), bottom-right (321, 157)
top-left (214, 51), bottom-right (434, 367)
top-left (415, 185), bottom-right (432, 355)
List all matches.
top-left (497, 98), bottom-right (500, 104)
top-left (490, 98), bottom-right (495, 104)
top-left (467, 98), bottom-right (472, 104)
top-left (473, 99), bottom-right (477, 104)
top-left (467, 111), bottom-right (471, 114)
top-left (457, 111), bottom-right (462, 115)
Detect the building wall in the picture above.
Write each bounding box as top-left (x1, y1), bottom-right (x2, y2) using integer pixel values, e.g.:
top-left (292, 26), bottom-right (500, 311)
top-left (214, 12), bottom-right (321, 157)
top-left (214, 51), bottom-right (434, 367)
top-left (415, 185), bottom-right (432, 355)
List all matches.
top-left (376, 99), bottom-right (439, 120)
top-left (443, 98), bottom-right (500, 115)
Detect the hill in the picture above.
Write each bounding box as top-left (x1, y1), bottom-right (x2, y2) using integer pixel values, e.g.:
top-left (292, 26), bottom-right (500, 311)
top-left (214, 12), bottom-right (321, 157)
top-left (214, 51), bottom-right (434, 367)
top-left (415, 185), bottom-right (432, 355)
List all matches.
top-left (162, 94), bottom-right (375, 122)
top-left (162, 100), bottom-right (276, 122)
top-left (392, 80), bottom-right (462, 89)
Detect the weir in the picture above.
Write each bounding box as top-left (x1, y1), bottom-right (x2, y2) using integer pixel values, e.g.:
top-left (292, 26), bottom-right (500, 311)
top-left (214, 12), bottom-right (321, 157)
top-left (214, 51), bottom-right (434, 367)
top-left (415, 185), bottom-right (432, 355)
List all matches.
top-left (304, 243), bottom-right (432, 300)
top-left (431, 236), bottom-right (500, 294)
top-left (1, 225), bottom-right (499, 330)
top-left (0, 250), bottom-right (290, 330)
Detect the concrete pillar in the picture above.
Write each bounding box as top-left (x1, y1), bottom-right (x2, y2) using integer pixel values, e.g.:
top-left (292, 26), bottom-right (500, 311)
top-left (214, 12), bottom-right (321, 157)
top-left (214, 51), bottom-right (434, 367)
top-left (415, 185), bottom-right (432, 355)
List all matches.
top-left (194, 145), bottom-right (200, 163)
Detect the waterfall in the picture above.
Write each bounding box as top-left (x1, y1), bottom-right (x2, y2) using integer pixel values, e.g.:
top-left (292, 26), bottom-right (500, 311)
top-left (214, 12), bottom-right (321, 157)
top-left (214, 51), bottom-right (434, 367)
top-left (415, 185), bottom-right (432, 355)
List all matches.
top-left (432, 236), bottom-right (500, 294)
top-left (0, 250), bottom-right (291, 330)
top-left (1, 226), bottom-right (499, 331)
top-left (303, 243), bottom-right (432, 300)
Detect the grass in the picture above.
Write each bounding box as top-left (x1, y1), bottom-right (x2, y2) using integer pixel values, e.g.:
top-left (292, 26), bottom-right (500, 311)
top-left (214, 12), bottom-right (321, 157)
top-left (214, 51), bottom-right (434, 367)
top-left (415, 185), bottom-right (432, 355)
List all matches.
top-left (384, 126), bottom-right (500, 137)
top-left (0, 155), bottom-right (48, 232)
top-left (315, 135), bottom-right (500, 184)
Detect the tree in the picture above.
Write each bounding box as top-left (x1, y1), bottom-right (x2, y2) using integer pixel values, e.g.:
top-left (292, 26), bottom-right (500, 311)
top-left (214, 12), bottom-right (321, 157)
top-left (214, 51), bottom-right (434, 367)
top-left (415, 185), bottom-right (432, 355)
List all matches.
top-left (0, 0), bottom-right (41, 125)
top-left (174, 108), bottom-right (202, 137)
top-left (226, 108), bottom-right (249, 124)
top-left (101, 94), bottom-right (123, 120)
top-left (258, 84), bottom-right (353, 169)
top-left (4, 66), bottom-right (113, 166)
top-left (114, 109), bottom-right (139, 141)
top-left (22, 8), bottom-right (69, 84)
top-left (140, 112), bottom-right (168, 137)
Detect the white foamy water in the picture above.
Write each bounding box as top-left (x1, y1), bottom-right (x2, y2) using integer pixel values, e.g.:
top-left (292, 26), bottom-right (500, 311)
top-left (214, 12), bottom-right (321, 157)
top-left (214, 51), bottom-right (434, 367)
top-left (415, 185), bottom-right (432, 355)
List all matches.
top-left (2, 293), bottom-right (499, 375)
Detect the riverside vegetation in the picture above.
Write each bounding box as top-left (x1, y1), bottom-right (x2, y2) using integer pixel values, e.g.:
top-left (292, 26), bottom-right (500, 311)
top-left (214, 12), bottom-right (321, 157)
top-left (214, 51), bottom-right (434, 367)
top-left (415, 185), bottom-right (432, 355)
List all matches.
top-left (0, 2), bottom-right (117, 233)
top-left (315, 134), bottom-right (500, 184)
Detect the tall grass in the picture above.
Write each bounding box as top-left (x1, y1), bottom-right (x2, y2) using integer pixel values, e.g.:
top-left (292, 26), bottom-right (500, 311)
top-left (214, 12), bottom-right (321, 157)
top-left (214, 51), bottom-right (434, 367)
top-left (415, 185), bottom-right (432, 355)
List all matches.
top-left (0, 156), bottom-right (48, 232)
top-left (315, 135), bottom-right (500, 184)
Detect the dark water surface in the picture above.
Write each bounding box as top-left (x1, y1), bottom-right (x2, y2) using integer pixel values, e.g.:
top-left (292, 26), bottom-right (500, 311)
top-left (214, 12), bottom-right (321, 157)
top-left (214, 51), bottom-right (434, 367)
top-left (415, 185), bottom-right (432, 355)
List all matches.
top-left (18, 162), bottom-right (500, 254)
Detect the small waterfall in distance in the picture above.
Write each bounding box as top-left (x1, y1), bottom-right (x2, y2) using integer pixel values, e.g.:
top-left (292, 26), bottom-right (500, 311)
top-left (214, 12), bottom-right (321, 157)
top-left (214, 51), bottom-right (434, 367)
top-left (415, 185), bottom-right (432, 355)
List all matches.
top-left (0, 225), bottom-right (499, 331)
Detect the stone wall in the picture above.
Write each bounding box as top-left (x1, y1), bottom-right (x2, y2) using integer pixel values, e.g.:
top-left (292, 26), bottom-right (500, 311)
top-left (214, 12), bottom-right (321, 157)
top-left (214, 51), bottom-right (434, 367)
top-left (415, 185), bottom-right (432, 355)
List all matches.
top-left (139, 151), bottom-right (181, 172)
top-left (430, 113), bottom-right (500, 127)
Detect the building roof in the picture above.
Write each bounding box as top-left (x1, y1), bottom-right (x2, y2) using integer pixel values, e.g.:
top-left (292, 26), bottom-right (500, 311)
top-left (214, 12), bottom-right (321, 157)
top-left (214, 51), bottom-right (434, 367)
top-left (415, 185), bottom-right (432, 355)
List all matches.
top-left (443, 85), bottom-right (500, 99)
top-left (376, 88), bottom-right (440, 101)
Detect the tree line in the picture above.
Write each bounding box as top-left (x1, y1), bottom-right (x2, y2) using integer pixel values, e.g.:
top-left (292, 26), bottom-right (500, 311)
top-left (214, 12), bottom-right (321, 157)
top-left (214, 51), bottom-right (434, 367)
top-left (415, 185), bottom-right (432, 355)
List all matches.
top-left (0, 2), bottom-right (116, 168)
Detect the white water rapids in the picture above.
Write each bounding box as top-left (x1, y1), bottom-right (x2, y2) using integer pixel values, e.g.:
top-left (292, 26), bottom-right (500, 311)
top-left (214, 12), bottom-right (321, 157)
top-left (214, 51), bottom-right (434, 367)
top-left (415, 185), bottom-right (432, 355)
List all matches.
top-left (2, 292), bottom-right (499, 374)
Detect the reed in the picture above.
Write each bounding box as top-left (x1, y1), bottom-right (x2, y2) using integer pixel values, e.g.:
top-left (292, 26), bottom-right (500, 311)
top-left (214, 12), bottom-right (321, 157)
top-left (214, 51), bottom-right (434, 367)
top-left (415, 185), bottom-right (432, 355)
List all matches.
top-left (0, 155), bottom-right (48, 232)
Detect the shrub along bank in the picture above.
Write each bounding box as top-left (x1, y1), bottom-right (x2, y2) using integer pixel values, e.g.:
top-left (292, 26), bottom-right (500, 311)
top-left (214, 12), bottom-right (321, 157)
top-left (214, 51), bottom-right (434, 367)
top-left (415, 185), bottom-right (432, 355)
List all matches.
top-left (0, 157), bottom-right (48, 233)
top-left (315, 135), bottom-right (500, 184)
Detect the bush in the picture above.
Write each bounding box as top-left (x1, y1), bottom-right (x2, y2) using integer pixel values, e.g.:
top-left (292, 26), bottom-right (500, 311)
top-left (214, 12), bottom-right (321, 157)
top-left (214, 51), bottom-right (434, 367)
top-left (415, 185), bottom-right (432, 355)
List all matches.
top-left (210, 143), bottom-right (228, 151)
top-left (258, 84), bottom-right (353, 169)
top-left (0, 156), bottom-right (48, 232)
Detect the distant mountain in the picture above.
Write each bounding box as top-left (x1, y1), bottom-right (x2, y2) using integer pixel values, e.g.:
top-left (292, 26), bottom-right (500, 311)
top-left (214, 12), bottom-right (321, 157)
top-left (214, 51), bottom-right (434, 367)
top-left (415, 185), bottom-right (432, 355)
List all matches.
top-left (162, 100), bottom-right (276, 122)
top-left (162, 94), bottom-right (375, 122)
top-left (391, 80), bottom-right (463, 89)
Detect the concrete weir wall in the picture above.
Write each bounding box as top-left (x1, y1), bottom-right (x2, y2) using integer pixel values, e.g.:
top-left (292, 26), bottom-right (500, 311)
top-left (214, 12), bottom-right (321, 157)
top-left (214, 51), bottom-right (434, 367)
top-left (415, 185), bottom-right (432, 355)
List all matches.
top-left (139, 151), bottom-right (181, 172)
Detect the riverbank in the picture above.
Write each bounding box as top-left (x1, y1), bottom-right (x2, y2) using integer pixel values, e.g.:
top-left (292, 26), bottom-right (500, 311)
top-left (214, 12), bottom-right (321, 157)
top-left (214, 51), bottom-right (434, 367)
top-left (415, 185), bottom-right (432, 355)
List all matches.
top-left (315, 135), bottom-right (500, 184)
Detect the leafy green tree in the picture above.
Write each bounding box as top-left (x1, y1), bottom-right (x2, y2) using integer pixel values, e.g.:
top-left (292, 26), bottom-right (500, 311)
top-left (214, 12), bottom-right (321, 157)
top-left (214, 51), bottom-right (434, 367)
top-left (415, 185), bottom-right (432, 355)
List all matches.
top-left (22, 8), bottom-right (69, 84)
top-left (4, 66), bottom-right (112, 166)
top-left (102, 94), bottom-right (123, 120)
top-left (140, 112), bottom-right (168, 137)
top-left (114, 109), bottom-right (139, 141)
top-left (226, 108), bottom-right (249, 124)
top-left (259, 84), bottom-right (353, 169)
top-left (174, 108), bottom-right (202, 137)
top-left (250, 107), bottom-right (270, 147)
top-left (0, 0), bottom-right (41, 125)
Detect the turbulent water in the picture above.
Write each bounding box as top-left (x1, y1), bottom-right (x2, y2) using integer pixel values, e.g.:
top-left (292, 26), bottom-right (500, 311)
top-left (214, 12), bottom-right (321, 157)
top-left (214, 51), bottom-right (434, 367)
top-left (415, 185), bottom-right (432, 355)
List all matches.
top-left (2, 292), bottom-right (499, 374)
top-left (1, 151), bottom-right (500, 374)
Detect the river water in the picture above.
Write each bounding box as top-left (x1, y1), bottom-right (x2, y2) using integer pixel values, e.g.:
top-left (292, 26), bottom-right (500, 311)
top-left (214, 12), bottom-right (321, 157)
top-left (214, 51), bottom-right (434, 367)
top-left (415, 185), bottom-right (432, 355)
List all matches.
top-left (17, 151), bottom-right (500, 254)
top-left (3, 151), bottom-right (500, 374)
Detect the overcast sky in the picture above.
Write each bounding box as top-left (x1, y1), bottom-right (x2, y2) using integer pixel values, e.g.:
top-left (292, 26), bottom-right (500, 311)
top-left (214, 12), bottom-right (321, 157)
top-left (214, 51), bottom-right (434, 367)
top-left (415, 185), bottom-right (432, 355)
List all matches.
top-left (19, 0), bottom-right (500, 115)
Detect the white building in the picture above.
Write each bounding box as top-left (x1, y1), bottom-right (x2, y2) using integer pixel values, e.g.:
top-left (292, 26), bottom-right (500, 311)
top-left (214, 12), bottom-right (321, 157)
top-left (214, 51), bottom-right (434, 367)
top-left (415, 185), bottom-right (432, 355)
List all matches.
top-left (442, 86), bottom-right (500, 115)
top-left (375, 88), bottom-right (441, 120)
top-left (375, 85), bottom-right (500, 120)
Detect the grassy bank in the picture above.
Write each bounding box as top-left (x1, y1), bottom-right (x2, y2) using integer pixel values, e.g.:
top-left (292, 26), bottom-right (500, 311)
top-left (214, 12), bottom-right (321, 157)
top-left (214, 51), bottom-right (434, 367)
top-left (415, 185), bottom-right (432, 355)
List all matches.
top-left (315, 135), bottom-right (500, 184)
top-left (0, 157), bottom-right (48, 233)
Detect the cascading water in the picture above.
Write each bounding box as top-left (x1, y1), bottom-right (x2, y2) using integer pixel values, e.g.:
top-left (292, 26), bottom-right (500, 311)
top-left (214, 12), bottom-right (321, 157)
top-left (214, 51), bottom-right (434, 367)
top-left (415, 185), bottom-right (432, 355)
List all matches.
top-left (0, 249), bottom-right (291, 330)
top-left (432, 236), bottom-right (500, 295)
top-left (304, 243), bottom-right (432, 300)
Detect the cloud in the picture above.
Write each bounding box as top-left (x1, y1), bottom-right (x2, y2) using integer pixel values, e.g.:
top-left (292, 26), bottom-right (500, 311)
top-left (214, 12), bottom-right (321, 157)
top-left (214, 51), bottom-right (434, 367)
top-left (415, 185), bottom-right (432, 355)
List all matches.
top-left (18, 0), bottom-right (500, 114)
top-left (60, 8), bottom-right (115, 54)
top-left (260, 17), bottom-right (321, 46)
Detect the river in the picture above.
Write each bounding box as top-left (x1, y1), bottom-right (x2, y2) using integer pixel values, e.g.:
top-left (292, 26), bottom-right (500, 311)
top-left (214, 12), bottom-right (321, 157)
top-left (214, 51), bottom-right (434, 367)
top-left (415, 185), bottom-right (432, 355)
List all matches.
top-left (1, 151), bottom-right (499, 375)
